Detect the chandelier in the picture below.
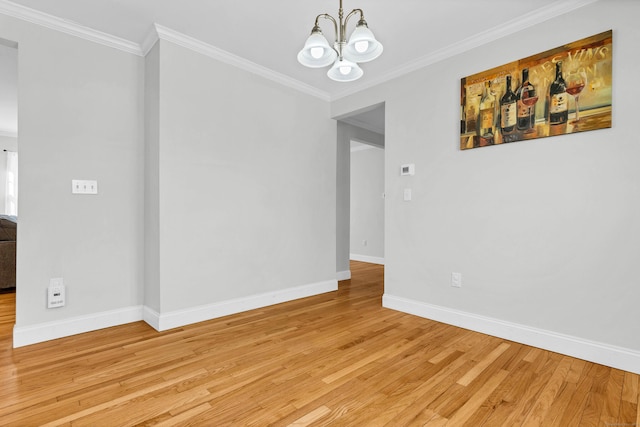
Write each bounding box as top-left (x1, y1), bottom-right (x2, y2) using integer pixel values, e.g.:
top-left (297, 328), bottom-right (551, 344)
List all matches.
top-left (297, 0), bottom-right (383, 82)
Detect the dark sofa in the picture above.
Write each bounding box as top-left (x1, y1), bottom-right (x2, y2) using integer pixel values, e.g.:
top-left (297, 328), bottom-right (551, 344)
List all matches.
top-left (0, 215), bottom-right (16, 290)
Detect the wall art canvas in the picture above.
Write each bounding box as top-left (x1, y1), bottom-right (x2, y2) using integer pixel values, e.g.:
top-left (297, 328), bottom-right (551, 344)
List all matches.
top-left (460, 30), bottom-right (612, 150)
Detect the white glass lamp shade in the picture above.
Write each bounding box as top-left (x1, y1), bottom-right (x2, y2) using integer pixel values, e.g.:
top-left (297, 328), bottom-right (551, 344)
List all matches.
top-left (344, 24), bottom-right (383, 63)
top-left (327, 58), bottom-right (363, 82)
top-left (297, 32), bottom-right (337, 68)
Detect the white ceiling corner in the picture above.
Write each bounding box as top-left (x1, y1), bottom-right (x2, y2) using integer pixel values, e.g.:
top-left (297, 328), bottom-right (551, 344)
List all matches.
top-left (140, 23), bottom-right (159, 56)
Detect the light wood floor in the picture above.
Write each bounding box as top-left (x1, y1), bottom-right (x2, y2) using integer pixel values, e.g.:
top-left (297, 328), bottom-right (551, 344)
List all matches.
top-left (0, 262), bottom-right (638, 426)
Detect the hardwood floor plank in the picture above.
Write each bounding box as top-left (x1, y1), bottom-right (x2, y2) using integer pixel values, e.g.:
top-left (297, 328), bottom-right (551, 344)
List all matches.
top-left (321, 338), bottom-right (414, 384)
top-left (0, 263), bottom-right (638, 425)
top-left (456, 342), bottom-right (510, 386)
top-left (576, 363), bottom-right (611, 427)
top-left (33, 369), bottom-right (207, 427)
top-left (476, 359), bottom-right (536, 426)
top-left (520, 356), bottom-right (573, 426)
top-left (566, 358), bottom-right (588, 384)
top-left (446, 369), bottom-right (510, 425)
top-left (154, 402), bottom-right (213, 427)
top-left (553, 366), bottom-right (595, 427)
top-left (599, 368), bottom-right (625, 426)
top-left (546, 382), bottom-right (583, 427)
top-left (618, 400), bottom-right (638, 427)
top-left (622, 371), bottom-right (639, 404)
top-left (287, 405), bottom-right (331, 426)
top-left (480, 352), bottom-right (561, 425)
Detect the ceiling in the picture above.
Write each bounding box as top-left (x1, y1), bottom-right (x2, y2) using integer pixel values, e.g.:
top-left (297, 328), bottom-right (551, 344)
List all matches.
top-left (0, 0), bottom-right (597, 135)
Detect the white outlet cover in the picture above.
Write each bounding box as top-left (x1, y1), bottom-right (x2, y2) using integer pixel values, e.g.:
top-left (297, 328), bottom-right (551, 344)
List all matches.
top-left (48, 278), bottom-right (66, 308)
top-left (451, 272), bottom-right (462, 288)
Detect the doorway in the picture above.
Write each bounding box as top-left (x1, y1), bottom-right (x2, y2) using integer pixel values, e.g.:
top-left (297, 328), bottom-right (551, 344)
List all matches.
top-left (349, 140), bottom-right (384, 265)
top-left (335, 102), bottom-right (385, 281)
top-left (0, 38), bottom-right (19, 340)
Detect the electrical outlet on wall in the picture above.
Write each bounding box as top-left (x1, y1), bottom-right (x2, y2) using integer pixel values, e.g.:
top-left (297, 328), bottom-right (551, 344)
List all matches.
top-left (48, 278), bottom-right (66, 308)
top-left (451, 272), bottom-right (462, 288)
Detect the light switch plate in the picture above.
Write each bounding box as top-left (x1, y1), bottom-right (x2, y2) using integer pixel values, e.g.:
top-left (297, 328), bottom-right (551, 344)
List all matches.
top-left (72, 180), bottom-right (98, 195)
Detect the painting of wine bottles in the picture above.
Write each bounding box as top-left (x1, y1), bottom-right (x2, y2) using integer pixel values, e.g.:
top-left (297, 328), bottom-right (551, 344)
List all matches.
top-left (460, 30), bottom-right (612, 150)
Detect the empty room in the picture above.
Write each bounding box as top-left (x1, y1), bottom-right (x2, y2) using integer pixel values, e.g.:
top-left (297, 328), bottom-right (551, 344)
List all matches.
top-left (0, 0), bottom-right (638, 425)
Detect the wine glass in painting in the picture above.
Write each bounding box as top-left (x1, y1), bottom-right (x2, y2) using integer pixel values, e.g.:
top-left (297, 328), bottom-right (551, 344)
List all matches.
top-left (566, 67), bottom-right (587, 123)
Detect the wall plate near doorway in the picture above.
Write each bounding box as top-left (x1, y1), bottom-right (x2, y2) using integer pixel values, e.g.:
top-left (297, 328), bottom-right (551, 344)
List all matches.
top-left (400, 164), bottom-right (415, 176)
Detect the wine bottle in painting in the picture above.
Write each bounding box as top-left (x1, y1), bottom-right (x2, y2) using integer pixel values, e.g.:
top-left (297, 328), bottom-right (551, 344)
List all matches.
top-left (549, 61), bottom-right (568, 125)
top-left (500, 75), bottom-right (517, 139)
top-left (478, 81), bottom-right (496, 146)
top-left (466, 103), bottom-right (477, 135)
top-left (516, 68), bottom-right (538, 133)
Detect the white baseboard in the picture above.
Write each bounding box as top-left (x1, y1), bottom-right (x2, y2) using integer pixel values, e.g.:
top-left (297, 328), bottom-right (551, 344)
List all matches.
top-left (146, 279), bottom-right (338, 332)
top-left (142, 305), bottom-right (161, 331)
top-left (350, 254), bottom-right (385, 265)
top-left (383, 294), bottom-right (640, 375)
top-left (12, 280), bottom-right (338, 347)
top-left (337, 270), bottom-right (351, 281)
top-left (13, 305), bottom-right (144, 348)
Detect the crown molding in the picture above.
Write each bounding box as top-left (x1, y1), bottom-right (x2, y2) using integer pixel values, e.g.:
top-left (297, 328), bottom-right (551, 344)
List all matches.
top-left (149, 24), bottom-right (331, 102)
top-left (140, 23), bottom-right (159, 56)
top-left (0, 0), bottom-right (600, 103)
top-left (0, 0), bottom-right (143, 55)
top-left (0, 0), bottom-right (331, 101)
top-left (331, 0), bottom-right (601, 101)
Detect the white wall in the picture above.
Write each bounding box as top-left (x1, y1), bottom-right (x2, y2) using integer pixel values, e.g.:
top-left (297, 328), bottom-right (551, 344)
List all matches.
top-left (144, 42), bottom-right (161, 314)
top-left (0, 40), bottom-right (18, 215)
top-left (0, 14), bottom-right (145, 344)
top-left (0, 135), bottom-right (18, 213)
top-left (350, 144), bottom-right (384, 264)
top-left (0, 42), bottom-right (17, 135)
top-left (332, 0), bottom-right (640, 373)
top-left (0, 9), bottom-right (338, 344)
top-left (146, 39), bottom-right (337, 328)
